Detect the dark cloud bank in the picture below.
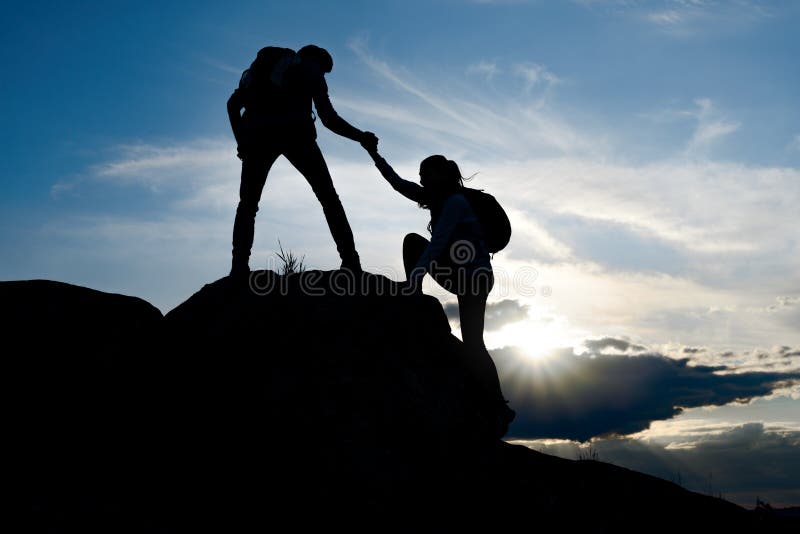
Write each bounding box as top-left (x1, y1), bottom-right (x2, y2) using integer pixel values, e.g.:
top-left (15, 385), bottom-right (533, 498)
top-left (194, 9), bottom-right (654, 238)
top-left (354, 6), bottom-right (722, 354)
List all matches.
top-left (584, 336), bottom-right (646, 353)
top-left (494, 345), bottom-right (800, 442)
top-left (496, 340), bottom-right (800, 507)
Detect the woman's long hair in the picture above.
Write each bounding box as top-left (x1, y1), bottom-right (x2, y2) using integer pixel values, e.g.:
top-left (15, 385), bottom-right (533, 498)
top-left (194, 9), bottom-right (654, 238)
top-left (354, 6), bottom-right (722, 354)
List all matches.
top-left (418, 155), bottom-right (465, 233)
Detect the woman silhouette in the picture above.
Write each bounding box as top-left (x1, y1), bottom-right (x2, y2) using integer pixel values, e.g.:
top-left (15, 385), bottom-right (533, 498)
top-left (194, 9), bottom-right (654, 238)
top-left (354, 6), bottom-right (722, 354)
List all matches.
top-left (368, 149), bottom-right (515, 437)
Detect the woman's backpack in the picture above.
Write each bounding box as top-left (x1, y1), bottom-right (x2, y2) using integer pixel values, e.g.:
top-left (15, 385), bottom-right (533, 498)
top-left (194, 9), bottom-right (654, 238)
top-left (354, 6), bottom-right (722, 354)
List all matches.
top-left (461, 188), bottom-right (512, 253)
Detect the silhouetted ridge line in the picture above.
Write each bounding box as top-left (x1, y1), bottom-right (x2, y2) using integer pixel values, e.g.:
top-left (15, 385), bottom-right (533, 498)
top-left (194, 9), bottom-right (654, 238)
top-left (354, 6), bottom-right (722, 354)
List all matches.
top-left (4, 275), bottom-right (791, 532)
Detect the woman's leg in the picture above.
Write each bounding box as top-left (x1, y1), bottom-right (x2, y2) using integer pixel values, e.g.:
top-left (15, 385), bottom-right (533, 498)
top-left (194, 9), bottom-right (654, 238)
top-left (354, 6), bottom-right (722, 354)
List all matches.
top-left (459, 273), bottom-right (515, 437)
top-left (458, 293), bottom-right (504, 402)
top-left (403, 233), bottom-right (430, 281)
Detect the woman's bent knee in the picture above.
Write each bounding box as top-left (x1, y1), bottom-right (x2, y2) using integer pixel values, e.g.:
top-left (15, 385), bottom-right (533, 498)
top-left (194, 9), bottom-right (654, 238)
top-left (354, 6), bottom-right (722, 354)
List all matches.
top-left (403, 232), bottom-right (428, 247)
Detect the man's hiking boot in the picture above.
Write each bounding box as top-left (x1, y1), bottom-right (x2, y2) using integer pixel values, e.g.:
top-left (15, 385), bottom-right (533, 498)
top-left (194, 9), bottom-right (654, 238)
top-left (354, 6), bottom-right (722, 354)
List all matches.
top-left (339, 254), bottom-right (362, 274)
top-left (230, 260), bottom-right (251, 281)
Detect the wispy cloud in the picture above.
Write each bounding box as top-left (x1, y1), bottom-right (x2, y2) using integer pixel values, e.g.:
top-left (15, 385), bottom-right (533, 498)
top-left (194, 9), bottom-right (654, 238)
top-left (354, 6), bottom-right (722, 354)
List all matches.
top-left (92, 141), bottom-right (236, 190)
top-left (490, 157), bottom-right (798, 256)
top-left (201, 56), bottom-right (246, 76)
top-left (50, 181), bottom-right (77, 198)
top-left (467, 60), bottom-right (500, 80)
top-left (686, 98), bottom-right (740, 152)
top-left (768, 296), bottom-right (800, 311)
top-left (340, 56), bottom-right (596, 159)
top-left (646, 9), bottom-right (684, 26)
top-left (469, 0), bottom-right (533, 4)
top-left (50, 140), bottom-right (238, 203)
top-left (644, 2), bottom-right (707, 35)
top-left (642, 98), bottom-right (742, 153)
top-left (348, 38), bottom-right (480, 132)
top-left (574, 0), bottom-right (775, 36)
top-left (504, 207), bottom-right (573, 261)
top-left (514, 62), bottom-right (561, 92)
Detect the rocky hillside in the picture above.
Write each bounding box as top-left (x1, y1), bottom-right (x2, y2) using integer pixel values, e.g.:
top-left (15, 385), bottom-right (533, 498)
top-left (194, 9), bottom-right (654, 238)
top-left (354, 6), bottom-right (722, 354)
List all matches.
top-left (4, 273), bottom-right (795, 532)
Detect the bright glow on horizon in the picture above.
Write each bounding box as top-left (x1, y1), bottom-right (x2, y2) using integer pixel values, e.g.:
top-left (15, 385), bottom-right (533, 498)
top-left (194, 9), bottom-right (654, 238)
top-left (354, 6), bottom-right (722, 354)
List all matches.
top-left (485, 307), bottom-right (585, 361)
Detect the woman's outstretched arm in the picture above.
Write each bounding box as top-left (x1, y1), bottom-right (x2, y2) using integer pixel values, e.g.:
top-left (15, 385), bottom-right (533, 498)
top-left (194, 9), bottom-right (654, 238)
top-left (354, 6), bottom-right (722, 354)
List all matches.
top-left (368, 150), bottom-right (426, 204)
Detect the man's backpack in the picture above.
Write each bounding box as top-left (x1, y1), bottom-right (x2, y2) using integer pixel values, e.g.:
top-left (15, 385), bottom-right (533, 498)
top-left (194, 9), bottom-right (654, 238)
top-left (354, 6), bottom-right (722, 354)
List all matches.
top-left (238, 46), bottom-right (298, 108)
top-left (461, 188), bottom-right (512, 253)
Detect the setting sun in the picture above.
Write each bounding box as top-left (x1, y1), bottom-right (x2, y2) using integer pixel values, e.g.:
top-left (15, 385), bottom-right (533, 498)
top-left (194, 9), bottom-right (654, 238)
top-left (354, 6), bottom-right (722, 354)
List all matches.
top-left (483, 307), bottom-right (584, 362)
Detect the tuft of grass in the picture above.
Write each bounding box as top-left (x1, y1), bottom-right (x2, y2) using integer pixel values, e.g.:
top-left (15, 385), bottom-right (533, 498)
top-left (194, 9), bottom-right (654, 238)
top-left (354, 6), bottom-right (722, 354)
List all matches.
top-left (703, 470), bottom-right (725, 500)
top-left (576, 444), bottom-right (600, 462)
top-left (275, 240), bottom-right (306, 275)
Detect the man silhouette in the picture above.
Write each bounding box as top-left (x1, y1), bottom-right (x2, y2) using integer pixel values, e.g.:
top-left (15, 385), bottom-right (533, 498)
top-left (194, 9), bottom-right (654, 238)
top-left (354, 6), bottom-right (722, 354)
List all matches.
top-left (227, 44), bottom-right (377, 277)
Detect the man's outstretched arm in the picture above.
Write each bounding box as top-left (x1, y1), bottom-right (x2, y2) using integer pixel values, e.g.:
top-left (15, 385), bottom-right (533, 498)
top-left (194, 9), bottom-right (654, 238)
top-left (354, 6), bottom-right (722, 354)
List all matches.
top-left (313, 90), bottom-right (376, 149)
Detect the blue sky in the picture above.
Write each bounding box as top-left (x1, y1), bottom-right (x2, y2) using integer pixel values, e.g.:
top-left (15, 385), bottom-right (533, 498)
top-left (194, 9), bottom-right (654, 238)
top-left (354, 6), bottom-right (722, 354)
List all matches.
top-left (2, 0), bottom-right (799, 507)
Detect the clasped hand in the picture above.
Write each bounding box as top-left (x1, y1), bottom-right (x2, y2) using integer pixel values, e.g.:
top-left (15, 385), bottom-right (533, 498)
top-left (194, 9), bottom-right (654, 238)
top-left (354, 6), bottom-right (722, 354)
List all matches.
top-left (360, 131), bottom-right (379, 154)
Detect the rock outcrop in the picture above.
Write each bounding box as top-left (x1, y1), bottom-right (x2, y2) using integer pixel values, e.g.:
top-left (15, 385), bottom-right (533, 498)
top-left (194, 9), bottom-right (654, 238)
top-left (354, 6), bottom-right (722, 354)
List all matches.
top-left (4, 273), bottom-right (790, 532)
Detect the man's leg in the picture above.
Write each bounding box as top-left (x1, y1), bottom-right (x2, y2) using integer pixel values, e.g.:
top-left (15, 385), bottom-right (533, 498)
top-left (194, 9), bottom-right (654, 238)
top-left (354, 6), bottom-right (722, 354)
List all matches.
top-left (282, 141), bottom-right (360, 270)
top-left (231, 151), bottom-right (280, 276)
